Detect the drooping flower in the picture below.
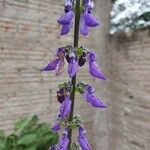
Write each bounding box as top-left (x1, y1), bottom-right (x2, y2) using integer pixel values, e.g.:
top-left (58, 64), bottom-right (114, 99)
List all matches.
top-left (42, 48), bottom-right (65, 76)
top-left (78, 127), bottom-right (92, 150)
top-left (83, 12), bottom-right (99, 27)
top-left (59, 96), bottom-right (71, 119)
top-left (57, 130), bottom-right (69, 150)
top-left (68, 56), bottom-right (78, 77)
top-left (88, 52), bottom-right (106, 80)
top-left (80, 14), bottom-right (89, 36)
top-left (58, 0), bottom-right (74, 35)
top-left (80, 0), bottom-right (99, 36)
top-left (83, 85), bottom-right (106, 108)
top-left (51, 122), bottom-right (61, 132)
top-left (42, 58), bottom-right (60, 71)
top-left (58, 0), bottom-right (99, 36)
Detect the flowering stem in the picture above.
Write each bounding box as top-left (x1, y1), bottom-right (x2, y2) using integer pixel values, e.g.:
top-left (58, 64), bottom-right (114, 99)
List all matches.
top-left (68, 0), bottom-right (81, 149)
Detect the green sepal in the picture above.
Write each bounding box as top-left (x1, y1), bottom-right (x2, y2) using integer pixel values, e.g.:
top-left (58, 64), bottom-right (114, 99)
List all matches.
top-left (76, 47), bottom-right (83, 59)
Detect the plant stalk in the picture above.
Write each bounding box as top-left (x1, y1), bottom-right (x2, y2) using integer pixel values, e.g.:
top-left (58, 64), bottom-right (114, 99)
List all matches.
top-left (68, 0), bottom-right (81, 149)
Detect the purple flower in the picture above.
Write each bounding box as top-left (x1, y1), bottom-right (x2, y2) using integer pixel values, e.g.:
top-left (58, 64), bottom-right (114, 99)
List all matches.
top-left (51, 122), bottom-right (61, 132)
top-left (80, 14), bottom-right (89, 36)
top-left (57, 130), bottom-right (69, 150)
top-left (84, 0), bottom-right (94, 12)
top-left (58, 0), bottom-right (99, 36)
top-left (42, 48), bottom-right (65, 76)
top-left (68, 57), bottom-right (78, 78)
top-left (58, 11), bottom-right (74, 25)
top-left (80, 12), bottom-right (99, 36)
top-left (88, 52), bottom-right (106, 80)
top-left (65, 0), bottom-right (73, 8)
top-left (60, 21), bottom-right (73, 35)
top-left (83, 85), bottom-right (106, 108)
top-left (59, 97), bottom-right (71, 119)
top-left (83, 12), bottom-right (99, 27)
top-left (78, 127), bottom-right (92, 150)
top-left (58, 0), bottom-right (74, 35)
top-left (42, 58), bottom-right (60, 71)
top-left (86, 85), bottom-right (95, 94)
top-left (80, 0), bottom-right (99, 36)
top-left (55, 58), bottom-right (65, 76)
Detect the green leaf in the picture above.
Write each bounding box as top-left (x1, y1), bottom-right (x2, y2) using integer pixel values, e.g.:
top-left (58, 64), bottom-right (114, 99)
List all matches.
top-left (26, 145), bottom-right (37, 150)
top-left (5, 134), bottom-right (18, 150)
top-left (0, 115), bottom-right (59, 150)
top-left (15, 115), bottom-right (38, 133)
top-left (0, 130), bottom-right (6, 149)
top-left (0, 130), bottom-right (5, 138)
top-left (17, 133), bottom-right (37, 145)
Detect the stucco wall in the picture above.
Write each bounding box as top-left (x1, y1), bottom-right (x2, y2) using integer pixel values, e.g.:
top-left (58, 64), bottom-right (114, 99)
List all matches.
top-left (107, 29), bottom-right (150, 150)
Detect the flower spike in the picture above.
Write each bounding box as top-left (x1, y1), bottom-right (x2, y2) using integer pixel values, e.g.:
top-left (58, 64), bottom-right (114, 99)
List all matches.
top-left (42, 0), bottom-right (108, 149)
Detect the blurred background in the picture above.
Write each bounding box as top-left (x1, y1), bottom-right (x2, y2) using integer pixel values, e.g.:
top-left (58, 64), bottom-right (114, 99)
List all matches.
top-left (0, 0), bottom-right (149, 149)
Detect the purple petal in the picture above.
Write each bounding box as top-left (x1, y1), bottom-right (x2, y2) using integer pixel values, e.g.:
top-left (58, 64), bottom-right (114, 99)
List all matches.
top-left (84, 12), bottom-right (99, 27)
top-left (83, 0), bottom-right (89, 5)
top-left (89, 61), bottom-right (107, 80)
top-left (56, 47), bottom-right (65, 57)
top-left (42, 58), bottom-right (60, 71)
top-left (49, 146), bottom-right (56, 150)
top-left (55, 59), bottom-right (65, 76)
top-left (65, 0), bottom-right (73, 7)
top-left (86, 85), bottom-right (95, 94)
top-left (88, 0), bottom-right (94, 9)
top-left (84, 92), bottom-right (106, 108)
top-left (68, 57), bottom-right (78, 78)
top-left (61, 21), bottom-right (73, 35)
top-left (58, 11), bottom-right (74, 25)
top-left (78, 127), bottom-right (92, 150)
top-left (59, 97), bottom-right (71, 119)
top-left (57, 130), bottom-right (69, 150)
top-left (88, 52), bottom-right (106, 80)
top-left (51, 122), bottom-right (61, 132)
top-left (88, 52), bottom-right (97, 62)
top-left (90, 96), bottom-right (106, 108)
top-left (83, 92), bottom-right (91, 103)
top-left (80, 14), bottom-right (89, 36)
top-left (63, 100), bottom-right (71, 117)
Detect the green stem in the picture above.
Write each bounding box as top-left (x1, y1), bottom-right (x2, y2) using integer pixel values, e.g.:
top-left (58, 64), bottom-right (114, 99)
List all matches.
top-left (68, 0), bottom-right (81, 149)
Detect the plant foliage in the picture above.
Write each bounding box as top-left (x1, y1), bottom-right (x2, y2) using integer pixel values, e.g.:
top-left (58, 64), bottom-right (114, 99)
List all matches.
top-left (0, 115), bottom-right (58, 150)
